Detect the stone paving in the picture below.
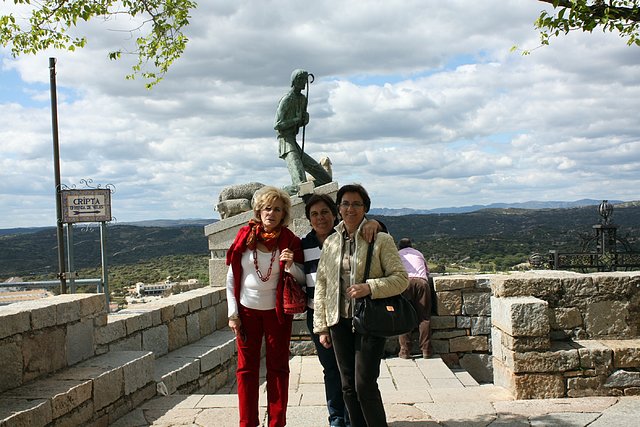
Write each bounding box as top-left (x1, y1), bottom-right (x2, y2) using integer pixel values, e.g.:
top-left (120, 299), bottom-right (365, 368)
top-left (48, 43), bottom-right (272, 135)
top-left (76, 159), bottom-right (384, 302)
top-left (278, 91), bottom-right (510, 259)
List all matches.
top-left (112, 355), bottom-right (640, 427)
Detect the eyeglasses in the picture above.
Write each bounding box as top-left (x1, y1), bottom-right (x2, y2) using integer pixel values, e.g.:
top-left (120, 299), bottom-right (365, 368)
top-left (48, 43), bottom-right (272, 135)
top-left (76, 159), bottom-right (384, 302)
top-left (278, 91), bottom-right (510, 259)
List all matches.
top-left (339, 201), bottom-right (364, 209)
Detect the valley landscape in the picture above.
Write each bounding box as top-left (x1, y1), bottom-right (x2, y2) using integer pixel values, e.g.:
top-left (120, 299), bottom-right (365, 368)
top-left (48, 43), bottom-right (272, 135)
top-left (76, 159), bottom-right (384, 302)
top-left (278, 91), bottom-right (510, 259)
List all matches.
top-left (1, 201), bottom-right (639, 297)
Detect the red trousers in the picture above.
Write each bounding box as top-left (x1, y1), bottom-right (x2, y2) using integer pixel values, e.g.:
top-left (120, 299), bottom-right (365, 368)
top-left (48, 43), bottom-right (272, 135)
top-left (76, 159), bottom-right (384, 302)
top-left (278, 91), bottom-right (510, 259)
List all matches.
top-left (236, 306), bottom-right (292, 427)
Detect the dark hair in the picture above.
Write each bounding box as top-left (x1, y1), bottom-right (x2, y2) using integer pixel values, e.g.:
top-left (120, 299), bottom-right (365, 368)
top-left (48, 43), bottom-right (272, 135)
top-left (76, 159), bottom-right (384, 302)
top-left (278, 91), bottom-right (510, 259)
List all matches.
top-left (305, 193), bottom-right (338, 223)
top-left (336, 184), bottom-right (371, 213)
top-left (398, 238), bottom-right (412, 249)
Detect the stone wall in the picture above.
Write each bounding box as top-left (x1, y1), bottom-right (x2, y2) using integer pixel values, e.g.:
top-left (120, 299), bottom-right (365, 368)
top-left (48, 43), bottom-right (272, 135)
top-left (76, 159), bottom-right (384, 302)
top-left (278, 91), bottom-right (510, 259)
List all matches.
top-left (95, 287), bottom-right (229, 356)
top-left (430, 275), bottom-right (493, 382)
top-left (0, 281), bottom-right (230, 394)
top-left (424, 271), bottom-right (640, 397)
top-left (0, 287), bottom-right (235, 426)
top-left (0, 293), bottom-right (107, 393)
top-left (490, 271), bottom-right (640, 399)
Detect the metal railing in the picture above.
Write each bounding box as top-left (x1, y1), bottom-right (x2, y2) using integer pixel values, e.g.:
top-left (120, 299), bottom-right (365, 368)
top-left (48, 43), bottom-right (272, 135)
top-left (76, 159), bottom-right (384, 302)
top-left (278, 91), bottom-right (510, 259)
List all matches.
top-left (0, 279), bottom-right (102, 289)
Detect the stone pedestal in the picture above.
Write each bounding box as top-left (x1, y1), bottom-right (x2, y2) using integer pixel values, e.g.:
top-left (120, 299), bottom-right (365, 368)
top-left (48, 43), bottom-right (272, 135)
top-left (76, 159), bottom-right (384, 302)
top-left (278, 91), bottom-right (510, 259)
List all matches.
top-left (204, 182), bottom-right (339, 287)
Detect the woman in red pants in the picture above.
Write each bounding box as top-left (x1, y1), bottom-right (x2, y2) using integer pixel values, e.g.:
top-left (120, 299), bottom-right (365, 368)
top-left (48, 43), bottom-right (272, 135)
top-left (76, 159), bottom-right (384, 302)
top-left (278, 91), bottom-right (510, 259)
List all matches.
top-left (226, 186), bottom-right (305, 427)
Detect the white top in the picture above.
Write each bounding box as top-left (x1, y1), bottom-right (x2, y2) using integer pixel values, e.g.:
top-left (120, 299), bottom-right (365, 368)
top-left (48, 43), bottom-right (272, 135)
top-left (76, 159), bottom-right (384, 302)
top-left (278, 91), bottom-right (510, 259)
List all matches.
top-left (226, 248), bottom-right (304, 318)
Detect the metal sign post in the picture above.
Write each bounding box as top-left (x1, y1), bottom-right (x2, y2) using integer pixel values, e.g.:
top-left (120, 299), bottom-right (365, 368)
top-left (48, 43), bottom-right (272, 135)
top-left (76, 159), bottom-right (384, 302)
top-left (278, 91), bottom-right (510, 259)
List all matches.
top-left (61, 186), bottom-right (113, 308)
top-left (100, 222), bottom-right (110, 308)
top-left (47, 58), bottom-right (113, 306)
top-left (66, 224), bottom-right (76, 293)
top-left (49, 57), bottom-right (67, 294)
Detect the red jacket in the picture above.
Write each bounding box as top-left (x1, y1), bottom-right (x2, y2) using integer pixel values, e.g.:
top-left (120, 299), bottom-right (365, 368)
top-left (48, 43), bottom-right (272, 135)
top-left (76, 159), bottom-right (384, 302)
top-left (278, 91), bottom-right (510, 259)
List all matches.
top-left (226, 225), bottom-right (303, 323)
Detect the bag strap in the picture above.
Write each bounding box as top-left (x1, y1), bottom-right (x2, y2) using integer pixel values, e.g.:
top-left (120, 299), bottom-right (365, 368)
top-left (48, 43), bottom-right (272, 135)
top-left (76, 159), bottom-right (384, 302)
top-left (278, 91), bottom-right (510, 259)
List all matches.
top-left (354, 240), bottom-right (375, 325)
top-left (362, 240), bottom-right (374, 281)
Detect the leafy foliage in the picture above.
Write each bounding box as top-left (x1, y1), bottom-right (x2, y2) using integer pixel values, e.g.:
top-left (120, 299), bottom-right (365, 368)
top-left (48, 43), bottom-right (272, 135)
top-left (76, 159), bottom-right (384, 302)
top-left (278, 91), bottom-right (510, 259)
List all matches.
top-left (536, 0), bottom-right (640, 47)
top-left (0, 0), bottom-right (197, 87)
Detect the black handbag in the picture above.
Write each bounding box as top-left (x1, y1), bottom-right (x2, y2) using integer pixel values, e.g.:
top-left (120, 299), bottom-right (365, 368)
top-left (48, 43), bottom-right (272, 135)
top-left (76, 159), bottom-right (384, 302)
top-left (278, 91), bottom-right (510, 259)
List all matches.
top-left (352, 241), bottom-right (418, 337)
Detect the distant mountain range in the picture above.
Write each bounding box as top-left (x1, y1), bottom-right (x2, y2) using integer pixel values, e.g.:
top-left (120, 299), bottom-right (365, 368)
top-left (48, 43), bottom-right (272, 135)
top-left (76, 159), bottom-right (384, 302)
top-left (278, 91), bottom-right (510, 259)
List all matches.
top-left (368, 199), bottom-right (625, 216)
top-left (0, 219), bottom-right (218, 236)
top-left (0, 199), bottom-right (630, 235)
top-left (119, 219), bottom-right (217, 228)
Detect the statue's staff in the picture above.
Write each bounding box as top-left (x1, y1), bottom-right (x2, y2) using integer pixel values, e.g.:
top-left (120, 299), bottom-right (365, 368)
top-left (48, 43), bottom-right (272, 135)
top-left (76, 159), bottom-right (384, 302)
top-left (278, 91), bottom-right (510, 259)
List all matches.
top-left (301, 73), bottom-right (314, 157)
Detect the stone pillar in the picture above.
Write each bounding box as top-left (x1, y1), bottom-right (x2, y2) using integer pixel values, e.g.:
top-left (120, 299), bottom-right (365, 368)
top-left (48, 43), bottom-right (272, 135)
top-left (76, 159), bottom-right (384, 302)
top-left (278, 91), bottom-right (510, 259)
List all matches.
top-left (490, 295), bottom-right (565, 398)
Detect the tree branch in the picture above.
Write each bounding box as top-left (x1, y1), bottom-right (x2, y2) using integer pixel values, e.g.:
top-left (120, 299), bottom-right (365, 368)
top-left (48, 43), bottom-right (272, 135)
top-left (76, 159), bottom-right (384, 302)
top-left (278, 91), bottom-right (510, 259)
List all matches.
top-left (537, 0), bottom-right (640, 23)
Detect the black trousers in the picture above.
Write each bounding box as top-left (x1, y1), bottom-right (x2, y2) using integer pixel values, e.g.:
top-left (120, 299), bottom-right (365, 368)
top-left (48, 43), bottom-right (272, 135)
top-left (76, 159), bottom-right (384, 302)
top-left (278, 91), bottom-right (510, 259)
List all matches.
top-left (306, 309), bottom-right (349, 426)
top-left (330, 317), bottom-right (388, 427)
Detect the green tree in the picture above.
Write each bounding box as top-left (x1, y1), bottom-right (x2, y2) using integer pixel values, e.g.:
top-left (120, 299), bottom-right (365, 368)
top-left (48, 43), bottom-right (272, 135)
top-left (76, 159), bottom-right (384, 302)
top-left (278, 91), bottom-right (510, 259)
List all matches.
top-left (0, 0), bottom-right (197, 87)
top-left (536, 0), bottom-right (640, 47)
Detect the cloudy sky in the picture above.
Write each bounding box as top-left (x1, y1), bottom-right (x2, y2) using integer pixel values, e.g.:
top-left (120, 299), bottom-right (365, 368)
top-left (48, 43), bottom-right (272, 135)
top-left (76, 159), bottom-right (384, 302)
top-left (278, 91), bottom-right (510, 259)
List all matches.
top-left (1, 0), bottom-right (639, 229)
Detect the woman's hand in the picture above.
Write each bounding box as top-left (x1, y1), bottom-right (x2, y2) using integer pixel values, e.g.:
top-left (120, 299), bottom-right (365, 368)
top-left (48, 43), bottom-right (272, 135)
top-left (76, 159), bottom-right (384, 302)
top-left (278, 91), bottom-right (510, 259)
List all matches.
top-left (319, 332), bottom-right (332, 349)
top-left (347, 283), bottom-right (371, 299)
top-left (229, 318), bottom-right (245, 342)
top-left (280, 248), bottom-right (295, 269)
top-left (361, 220), bottom-right (382, 243)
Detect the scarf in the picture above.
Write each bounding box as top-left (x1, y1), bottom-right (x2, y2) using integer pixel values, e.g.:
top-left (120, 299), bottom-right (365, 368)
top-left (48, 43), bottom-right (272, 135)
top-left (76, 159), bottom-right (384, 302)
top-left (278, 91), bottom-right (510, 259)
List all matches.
top-left (226, 223), bottom-right (304, 324)
top-left (245, 219), bottom-right (282, 251)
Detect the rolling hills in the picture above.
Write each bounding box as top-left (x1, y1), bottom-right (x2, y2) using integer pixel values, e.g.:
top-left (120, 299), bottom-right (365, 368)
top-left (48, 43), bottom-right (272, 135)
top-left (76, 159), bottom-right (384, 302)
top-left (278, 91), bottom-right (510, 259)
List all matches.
top-left (1, 202), bottom-right (639, 283)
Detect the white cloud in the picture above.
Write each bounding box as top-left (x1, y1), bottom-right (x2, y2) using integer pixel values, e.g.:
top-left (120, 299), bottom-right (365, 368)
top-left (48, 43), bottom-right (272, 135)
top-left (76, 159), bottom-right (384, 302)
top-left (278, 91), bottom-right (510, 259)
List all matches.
top-left (1, 0), bottom-right (638, 227)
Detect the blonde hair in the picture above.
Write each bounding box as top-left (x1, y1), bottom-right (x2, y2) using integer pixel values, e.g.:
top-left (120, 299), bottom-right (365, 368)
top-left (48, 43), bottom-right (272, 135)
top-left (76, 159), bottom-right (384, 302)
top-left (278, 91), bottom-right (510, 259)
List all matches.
top-left (252, 186), bottom-right (292, 226)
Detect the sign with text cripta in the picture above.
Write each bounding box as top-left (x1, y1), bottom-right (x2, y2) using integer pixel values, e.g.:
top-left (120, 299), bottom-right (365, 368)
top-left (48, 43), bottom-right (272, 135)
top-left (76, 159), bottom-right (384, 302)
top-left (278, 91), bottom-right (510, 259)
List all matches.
top-left (61, 189), bottom-right (112, 223)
